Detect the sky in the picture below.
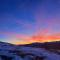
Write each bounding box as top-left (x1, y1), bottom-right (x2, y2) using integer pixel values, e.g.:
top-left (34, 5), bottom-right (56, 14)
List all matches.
top-left (0, 0), bottom-right (60, 44)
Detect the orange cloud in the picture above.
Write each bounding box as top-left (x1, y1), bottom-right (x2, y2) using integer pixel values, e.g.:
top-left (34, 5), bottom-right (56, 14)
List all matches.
top-left (31, 32), bottom-right (60, 43)
top-left (0, 31), bottom-right (60, 45)
top-left (14, 32), bottom-right (60, 45)
top-left (48, 33), bottom-right (60, 41)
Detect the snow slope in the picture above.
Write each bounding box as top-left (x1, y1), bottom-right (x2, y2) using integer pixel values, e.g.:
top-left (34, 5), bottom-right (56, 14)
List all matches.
top-left (0, 42), bottom-right (60, 60)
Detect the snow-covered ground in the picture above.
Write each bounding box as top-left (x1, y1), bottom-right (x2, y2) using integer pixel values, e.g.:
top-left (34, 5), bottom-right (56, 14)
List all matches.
top-left (0, 43), bottom-right (60, 60)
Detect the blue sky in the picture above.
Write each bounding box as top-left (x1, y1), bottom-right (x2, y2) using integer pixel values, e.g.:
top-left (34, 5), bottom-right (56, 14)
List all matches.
top-left (0, 0), bottom-right (60, 44)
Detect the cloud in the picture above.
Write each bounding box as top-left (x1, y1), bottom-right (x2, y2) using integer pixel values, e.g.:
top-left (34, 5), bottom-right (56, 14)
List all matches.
top-left (0, 31), bottom-right (60, 44)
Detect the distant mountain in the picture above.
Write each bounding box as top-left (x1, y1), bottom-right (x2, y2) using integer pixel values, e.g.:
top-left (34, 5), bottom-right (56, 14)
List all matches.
top-left (18, 41), bottom-right (60, 55)
top-left (0, 41), bottom-right (14, 46)
top-left (0, 41), bottom-right (16, 50)
top-left (0, 41), bottom-right (60, 50)
top-left (18, 41), bottom-right (60, 50)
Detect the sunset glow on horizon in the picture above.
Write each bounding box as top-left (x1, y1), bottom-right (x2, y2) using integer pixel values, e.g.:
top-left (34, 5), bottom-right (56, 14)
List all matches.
top-left (0, 0), bottom-right (60, 44)
top-left (0, 31), bottom-right (60, 45)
